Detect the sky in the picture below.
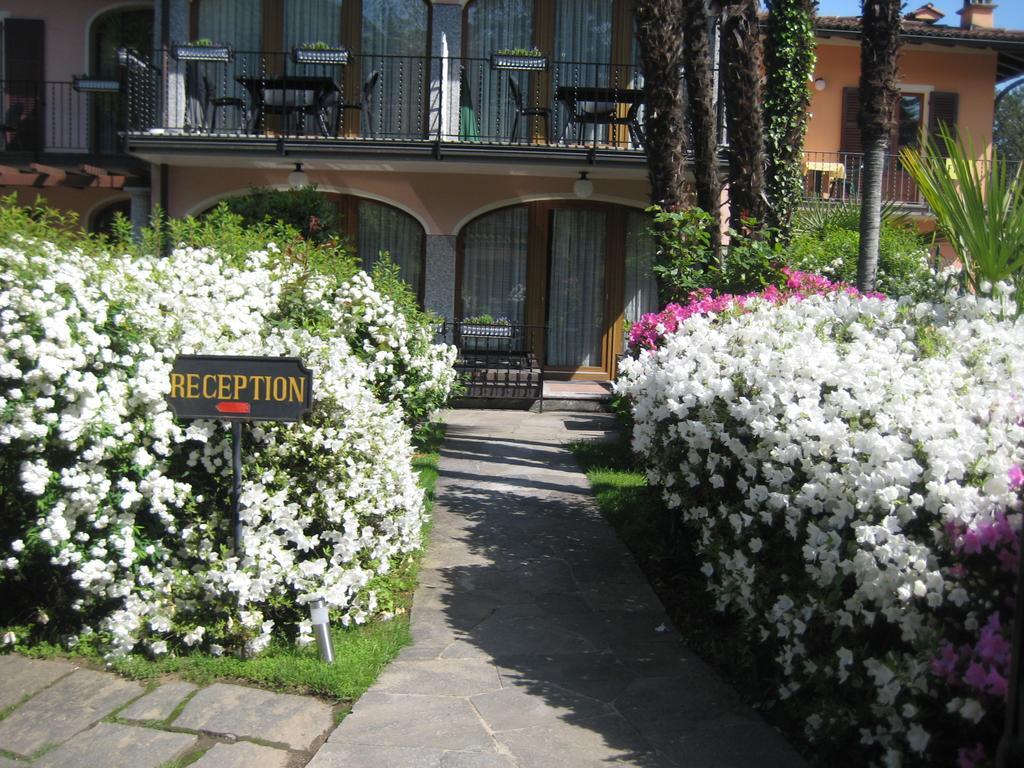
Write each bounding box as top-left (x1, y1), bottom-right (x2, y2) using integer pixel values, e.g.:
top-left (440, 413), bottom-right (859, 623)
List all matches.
top-left (817, 1), bottom-right (1024, 30)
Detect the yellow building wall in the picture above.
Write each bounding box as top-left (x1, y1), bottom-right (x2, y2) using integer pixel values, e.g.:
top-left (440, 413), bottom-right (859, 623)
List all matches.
top-left (806, 40), bottom-right (998, 158)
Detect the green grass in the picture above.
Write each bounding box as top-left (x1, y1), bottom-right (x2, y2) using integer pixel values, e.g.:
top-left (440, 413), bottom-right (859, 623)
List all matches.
top-left (9, 421), bottom-right (447, 705)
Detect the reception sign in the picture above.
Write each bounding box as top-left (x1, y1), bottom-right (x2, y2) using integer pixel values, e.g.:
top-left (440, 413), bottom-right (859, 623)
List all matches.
top-left (166, 355), bottom-right (313, 422)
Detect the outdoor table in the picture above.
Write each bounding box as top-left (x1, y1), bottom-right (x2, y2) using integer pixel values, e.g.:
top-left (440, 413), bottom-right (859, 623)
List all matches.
top-left (555, 86), bottom-right (645, 148)
top-left (237, 75), bottom-right (341, 137)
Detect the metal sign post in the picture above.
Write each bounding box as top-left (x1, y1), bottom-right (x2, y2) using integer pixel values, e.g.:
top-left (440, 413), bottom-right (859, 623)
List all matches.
top-left (166, 355), bottom-right (313, 556)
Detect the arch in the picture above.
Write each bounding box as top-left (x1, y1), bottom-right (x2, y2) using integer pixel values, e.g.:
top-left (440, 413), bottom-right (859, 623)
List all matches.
top-left (451, 192), bottom-right (646, 237)
top-left (184, 184), bottom-right (432, 233)
top-left (86, 196), bottom-right (132, 235)
top-left (83, 2), bottom-right (153, 73)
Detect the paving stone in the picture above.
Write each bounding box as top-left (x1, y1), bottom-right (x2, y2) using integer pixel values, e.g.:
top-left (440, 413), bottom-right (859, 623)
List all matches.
top-left (173, 683), bottom-right (332, 751)
top-left (0, 669), bottom-right (142, 757)
top-left (34, 722), bottom-right (197, 768)
top-left (328, 692), bottom-right (491, 751)
top-left (470, 685), bottom-right (612, 732)
top-left (493, 713), bottom-right (659, 768)
top-left (495, 653), bottom-right (636, 703)
top-left (374, 659), bottom-right (501, 697)
top-left (468, 614), bottom-right (595, 656)
top-left (0, 656), bottom-right (78, 711)
top-left (441, 752), bottom-right (517, 768)
top-left (118, 681), bottom-right (197, 722)
top-left (190, 741), bottom-right (290, 768)
top-left (308, 744), bottom-right (445, 767)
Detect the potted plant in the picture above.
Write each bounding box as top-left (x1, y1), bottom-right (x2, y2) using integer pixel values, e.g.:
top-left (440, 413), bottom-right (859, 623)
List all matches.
top-left (292, 41), bottom-right (349, 65)
top-left (490, 47), bottom-right (547, 71)
top-left (172, 39), bottom-right (232, 62)
top-left (461, 314), bottom-right (513, 337)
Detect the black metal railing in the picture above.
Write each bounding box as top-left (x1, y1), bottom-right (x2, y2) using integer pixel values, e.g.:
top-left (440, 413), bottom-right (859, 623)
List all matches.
top-left (801, 150), bottom-right (926, 206)
top-left (438, 321), bottom-right (546, 406)
top-left (124, 49), bottom-right (653, 150)
top-left (0, 80), bottom-right (124, 155)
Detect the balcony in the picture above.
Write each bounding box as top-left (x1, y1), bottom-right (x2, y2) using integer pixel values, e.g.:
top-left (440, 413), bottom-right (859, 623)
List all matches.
top-left (123, 49), bottom-right (649, 160)
top-left (0, 80), bottom-right (124, 156)
top-left (801, 150), bottom-right (928, 208)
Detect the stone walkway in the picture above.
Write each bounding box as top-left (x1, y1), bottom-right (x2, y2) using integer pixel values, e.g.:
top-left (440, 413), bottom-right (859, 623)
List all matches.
top-left (0, 410), bottom-right (807, 767)
top-left (309, 411), bottom-right (806, 768)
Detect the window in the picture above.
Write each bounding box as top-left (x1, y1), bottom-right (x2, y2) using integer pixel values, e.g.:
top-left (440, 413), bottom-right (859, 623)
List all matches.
top-left (356, 200), bottom-right (425, 297)
top-left (895, 94), bottom-right (923, 152)
top-left (284, 0), bottom-right (344, 50)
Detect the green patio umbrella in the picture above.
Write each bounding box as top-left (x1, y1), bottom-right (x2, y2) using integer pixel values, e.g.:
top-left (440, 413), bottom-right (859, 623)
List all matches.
top-left (459, 70), bottom-right (480, 142)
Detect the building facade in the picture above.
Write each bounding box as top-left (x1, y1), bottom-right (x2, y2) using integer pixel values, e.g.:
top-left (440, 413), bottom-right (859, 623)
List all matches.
top-left (1, 0), bottom-right (1022, 380)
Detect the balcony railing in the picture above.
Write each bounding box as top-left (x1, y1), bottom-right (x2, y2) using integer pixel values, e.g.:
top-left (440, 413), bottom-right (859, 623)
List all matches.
top-left (802, 150), bottom-right (926, 207)
top-left (0, 80), bottom-right (124, 155)
top-left (124, 49), bottom-right (649, 151)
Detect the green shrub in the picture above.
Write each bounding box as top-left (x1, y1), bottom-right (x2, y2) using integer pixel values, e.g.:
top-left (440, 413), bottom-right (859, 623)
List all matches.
top-left (220, 186), bottom-right (343, 244)
top-left (788, 202), bottom-right (938, 300)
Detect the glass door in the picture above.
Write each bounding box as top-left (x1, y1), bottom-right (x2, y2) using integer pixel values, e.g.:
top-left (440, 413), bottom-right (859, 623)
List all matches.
top-left (546, 208), bottom-right (607, 369)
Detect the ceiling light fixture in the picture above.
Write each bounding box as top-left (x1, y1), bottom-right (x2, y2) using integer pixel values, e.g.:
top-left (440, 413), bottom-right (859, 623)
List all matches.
top-left (288, 162), bottom-right (309, 188)
top-left (573, 171), bottom-right (593, 199)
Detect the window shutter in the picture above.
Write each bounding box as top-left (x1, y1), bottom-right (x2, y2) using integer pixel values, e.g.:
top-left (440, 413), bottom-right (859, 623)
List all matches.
top-left (840, 87), bottom-right (862, 154)
top-left (3, 19), bottom-right (45, 152)
top-left (928, 91), bottom-right (959, 155)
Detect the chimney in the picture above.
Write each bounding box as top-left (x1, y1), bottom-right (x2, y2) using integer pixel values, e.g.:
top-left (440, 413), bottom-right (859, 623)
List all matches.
top-left (905, 4), bottom-right (945, 25)
top-left (958, 1), bottom-right (997, 29)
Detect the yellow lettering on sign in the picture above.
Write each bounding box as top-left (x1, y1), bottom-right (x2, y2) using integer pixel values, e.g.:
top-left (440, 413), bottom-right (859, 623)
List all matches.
top-left (288, 376), bottom-right (305, 403)
top-left (233, 375), bottom-right (247, 400)
top-left (170, 373), bottom-right (186, 398)
top-left (187, 373), bottom-right (200, 399)
top-left (252, 376), bottom-right (263, 400)
top-left (272, 376), bottom-right (287, 402)
top-left (216, 374), bottom-right (230, 400)
top-left (202, 375), bottom-right (216, 399)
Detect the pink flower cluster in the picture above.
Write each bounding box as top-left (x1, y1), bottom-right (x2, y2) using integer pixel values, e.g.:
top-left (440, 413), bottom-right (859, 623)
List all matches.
top-left (945, 509), bottom-right (1021, 575)
top-left (627, 269), bottom-right (880, 351)
top-left (931, 613), bottom-right (1011, 700)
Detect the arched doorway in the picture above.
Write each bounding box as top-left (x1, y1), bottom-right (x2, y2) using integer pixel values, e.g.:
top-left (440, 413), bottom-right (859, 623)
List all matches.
top-left (90, 6), bottom-right (153, 152)
top-left (88, 198), bottom-right (132, 237)
top-left (458, 200), bottom-right (656, 378)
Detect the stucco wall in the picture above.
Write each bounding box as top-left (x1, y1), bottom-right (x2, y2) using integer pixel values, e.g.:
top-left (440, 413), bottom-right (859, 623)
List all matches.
top-left (9, 187), bottom-right (130, 230)
top-left (806, 40), bottom-right (998, 157)
top-left (3, 1), bottom-right (153, 82)
top-left (166, 165), bottom-right (651, 236)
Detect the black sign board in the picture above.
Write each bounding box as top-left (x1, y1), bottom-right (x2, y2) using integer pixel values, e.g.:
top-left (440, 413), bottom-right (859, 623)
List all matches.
top-left (166, 355), bottom-right (313, 422)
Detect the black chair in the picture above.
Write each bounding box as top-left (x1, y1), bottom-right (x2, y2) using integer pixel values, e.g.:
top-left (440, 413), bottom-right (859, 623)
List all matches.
top-left (0, 103), bottom-right (24, 150)
top-left (203, 75), bottom-right (248, 133)
top-left (335, 70), bottom-right (380, 137)
top-left (508, 76), bottom-right (549, 143)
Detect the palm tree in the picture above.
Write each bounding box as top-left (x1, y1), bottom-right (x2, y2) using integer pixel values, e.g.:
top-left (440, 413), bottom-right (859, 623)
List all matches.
top-left (681, 0), bottom-right (723, 258)
top-left (856, 1), bottom-right (901, 292)
top-left (721, 0), bottom-right (767, 230)
top-left (635, 0), bottom-right (688, 210)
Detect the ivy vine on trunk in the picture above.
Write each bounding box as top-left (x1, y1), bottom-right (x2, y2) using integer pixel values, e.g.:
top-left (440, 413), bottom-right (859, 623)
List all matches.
top-left (764, 0), bottom-right (817, 240)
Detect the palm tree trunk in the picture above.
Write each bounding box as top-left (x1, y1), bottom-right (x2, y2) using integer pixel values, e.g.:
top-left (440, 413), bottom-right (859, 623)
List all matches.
top-left (721, 0), bottom-right (767, 230)
top-left (856, 0), bottom-right (901, 292)
top-left (681, 0), bottom-right (723, 259)
top-left (635, 0), bottom-right (688, 210)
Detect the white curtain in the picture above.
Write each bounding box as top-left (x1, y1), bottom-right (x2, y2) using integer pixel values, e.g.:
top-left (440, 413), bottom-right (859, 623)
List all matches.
top-left (198, 0), bottom-right (262, 50)
top-left (624, 210), bottom-right (659, 323)
top-left (461, 207), bottom-right (528, 323)
top-left (362, 0), bottom-right (428, 138)
top-left (196, 0), bottom-right (263, 131)
top-left (465, 0), bottom-right (534, 141)
top-left (547, 209), bottom-right (606, 367)
top-left (553, 0), bottom-right (613, 140)
top-left (358, 200), bottom-right (424, 296)
top-left (284, 0), bottom-right (344, 50)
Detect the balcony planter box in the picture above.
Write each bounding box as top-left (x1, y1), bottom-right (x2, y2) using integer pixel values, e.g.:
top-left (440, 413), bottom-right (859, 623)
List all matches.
top-left (462, 323), bottom-right (513, 338)
top-left (173, 43), bottom-right (232, 62)
top-left (490, 53), bottom-right (547, 71)
top-left (292, 46), bottom-right (349, 65)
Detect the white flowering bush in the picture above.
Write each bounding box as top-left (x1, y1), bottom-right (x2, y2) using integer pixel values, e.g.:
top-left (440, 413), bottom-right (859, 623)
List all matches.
top-left (618, 286), bottom-right (1024, 766)
top-left (0, 203), bottom-right (456, 658)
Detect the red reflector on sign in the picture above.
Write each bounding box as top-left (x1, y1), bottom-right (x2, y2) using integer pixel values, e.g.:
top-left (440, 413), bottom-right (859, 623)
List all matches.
top-left (216, 402), bottom-right (251, 414)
